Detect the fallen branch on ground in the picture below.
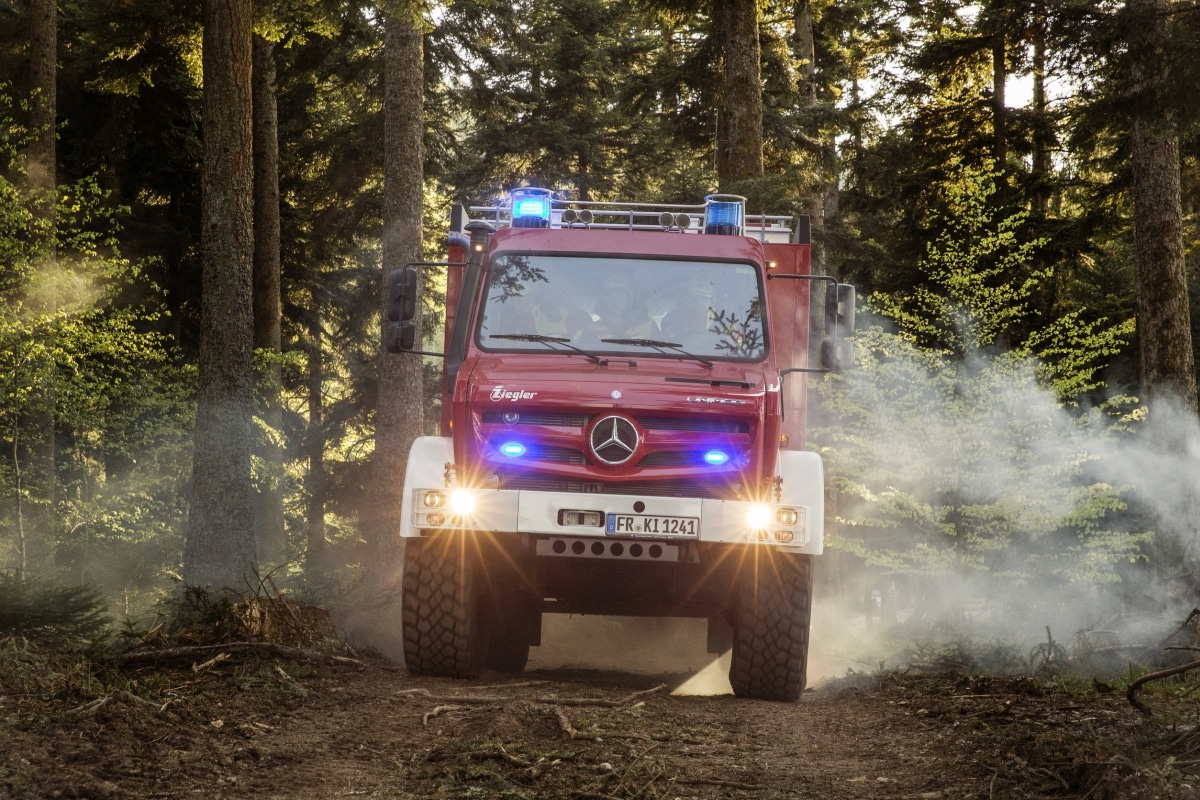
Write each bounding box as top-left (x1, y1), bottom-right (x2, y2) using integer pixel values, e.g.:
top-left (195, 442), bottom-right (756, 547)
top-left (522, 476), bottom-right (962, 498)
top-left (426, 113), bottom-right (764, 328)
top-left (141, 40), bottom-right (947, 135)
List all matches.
top-left (552, 707), bottom-right (653, 741)
top-left (1127, 658), bottom-right (1200, 716)
top-left (67, 691), bottom-right (170, 716)
top-left (539, 683), bottom-right (667, 707)
top-left (423, 704), bottom-right (465, 725)
top-left (408, 694), bottom-right (510, 704)
top-left (107, 641), bottom-right (364, 668)
top-left (674, 777), bottom-right (766, 790)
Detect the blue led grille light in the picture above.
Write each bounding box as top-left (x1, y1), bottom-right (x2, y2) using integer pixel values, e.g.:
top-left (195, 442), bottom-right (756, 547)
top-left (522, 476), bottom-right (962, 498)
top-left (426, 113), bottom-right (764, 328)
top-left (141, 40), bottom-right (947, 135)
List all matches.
top-left (500, 442), bottom-right (527, 457)
top-left (703, 450), bottom-right (730, 465)
top-left (511, 187), bottom-right (552, 228)
top-left (704, 194), bottom-right (746, 236)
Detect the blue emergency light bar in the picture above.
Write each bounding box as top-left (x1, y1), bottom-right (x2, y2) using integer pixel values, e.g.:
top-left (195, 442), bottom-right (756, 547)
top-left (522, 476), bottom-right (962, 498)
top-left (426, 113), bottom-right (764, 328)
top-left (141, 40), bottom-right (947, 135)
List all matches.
top-left (511, 187), bottom-right (552, 228)
top-left (475, 188), bottom-right (791, 239)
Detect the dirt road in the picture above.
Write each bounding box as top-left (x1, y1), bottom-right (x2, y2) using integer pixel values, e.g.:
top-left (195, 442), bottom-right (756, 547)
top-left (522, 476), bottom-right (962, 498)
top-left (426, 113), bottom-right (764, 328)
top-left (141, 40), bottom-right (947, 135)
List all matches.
top-left (4, 615), bottom-right (1190, 799)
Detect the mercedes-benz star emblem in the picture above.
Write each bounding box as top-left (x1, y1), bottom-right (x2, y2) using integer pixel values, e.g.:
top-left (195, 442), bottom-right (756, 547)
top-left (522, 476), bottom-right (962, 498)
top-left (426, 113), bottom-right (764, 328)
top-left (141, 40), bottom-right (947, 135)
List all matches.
top-left (589, 415), bottom-right (639, 466)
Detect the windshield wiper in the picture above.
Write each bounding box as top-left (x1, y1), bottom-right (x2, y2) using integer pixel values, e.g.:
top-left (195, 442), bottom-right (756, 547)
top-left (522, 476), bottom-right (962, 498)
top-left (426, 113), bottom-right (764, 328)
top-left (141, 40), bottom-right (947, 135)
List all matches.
top-left (600, 338), bottom-right (714, 368)
top-left (489, 333), bottom-right (604, 364)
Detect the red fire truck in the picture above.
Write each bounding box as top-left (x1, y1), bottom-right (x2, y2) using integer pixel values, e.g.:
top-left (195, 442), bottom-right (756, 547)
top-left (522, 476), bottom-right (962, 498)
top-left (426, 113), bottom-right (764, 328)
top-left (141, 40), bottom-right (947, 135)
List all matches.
top-left (386, 188), bottom-right (854, 701)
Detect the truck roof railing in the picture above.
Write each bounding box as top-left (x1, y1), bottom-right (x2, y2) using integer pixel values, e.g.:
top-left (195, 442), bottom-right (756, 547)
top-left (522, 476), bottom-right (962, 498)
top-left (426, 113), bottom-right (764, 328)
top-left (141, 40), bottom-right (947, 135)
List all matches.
top-left (464, 191), bottom-right (797, 244)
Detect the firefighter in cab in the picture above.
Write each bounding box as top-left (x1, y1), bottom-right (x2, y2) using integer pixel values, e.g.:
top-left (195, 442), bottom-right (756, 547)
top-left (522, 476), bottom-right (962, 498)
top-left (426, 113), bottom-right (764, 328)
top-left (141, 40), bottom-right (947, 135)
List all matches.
top-left (588, 276), bottom-right (655, 340)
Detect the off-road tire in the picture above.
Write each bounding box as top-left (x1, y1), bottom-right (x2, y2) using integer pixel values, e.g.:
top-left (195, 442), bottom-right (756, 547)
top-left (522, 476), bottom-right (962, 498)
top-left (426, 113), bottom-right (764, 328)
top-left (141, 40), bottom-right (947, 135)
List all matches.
top-left (402, 533), bottom-right (485, 679)
top-left (484, 610), bottom-right (532, 673)
top-left (728, 552), bottom-right (812, 701)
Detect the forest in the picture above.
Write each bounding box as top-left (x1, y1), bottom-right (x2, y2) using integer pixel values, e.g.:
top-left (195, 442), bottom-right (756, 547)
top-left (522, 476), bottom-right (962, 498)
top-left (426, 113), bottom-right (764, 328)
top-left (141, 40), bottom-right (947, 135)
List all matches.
top-left (1, 0), bottom-right (1199, 651)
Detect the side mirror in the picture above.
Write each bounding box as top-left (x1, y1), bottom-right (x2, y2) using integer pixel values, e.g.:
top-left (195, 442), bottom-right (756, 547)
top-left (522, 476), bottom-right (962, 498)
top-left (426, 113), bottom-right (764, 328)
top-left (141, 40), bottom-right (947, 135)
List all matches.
top-left (386, 267), bottom-right (417, 322)
top-left (820, 283), bottom-right (856, 371)
top-left (824, 283), bottom-right (855, 337)
top-left (386, 321), bottom-right (416, 353)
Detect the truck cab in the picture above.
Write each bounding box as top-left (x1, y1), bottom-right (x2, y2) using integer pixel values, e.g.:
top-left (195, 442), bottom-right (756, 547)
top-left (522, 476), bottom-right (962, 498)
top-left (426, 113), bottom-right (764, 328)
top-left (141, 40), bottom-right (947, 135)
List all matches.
top-left (387, 189), bottom-right (854, 701)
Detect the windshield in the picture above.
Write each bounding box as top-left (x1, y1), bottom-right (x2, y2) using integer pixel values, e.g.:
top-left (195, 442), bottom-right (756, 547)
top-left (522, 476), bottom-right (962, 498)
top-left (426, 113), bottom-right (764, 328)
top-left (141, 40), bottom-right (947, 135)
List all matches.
top-left (477, 254), bottom-right (767, 361)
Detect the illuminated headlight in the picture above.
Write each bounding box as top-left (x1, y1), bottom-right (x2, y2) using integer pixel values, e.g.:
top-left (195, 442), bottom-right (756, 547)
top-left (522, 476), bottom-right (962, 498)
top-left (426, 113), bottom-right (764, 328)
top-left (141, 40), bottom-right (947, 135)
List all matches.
top-left (448, 489), bottom-right (475, 516)
top-left (776, 507), bottom-right (800, 526)
top-left (746, 504), bottom-right (771, 529)
top-left (422, 491), bottom-right (445, 508)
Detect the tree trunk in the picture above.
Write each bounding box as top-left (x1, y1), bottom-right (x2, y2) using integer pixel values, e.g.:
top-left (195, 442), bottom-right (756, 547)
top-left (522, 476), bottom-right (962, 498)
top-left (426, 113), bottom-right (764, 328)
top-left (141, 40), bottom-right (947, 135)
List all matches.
top-left (718, 0), bottom-right (763, 189)
top-left (28, 0), bottom-right (56, 201)
top-left (252, 33), bottom-right (286, 566)
top-left (305, 312), bottom-right (327, 574)
top-left (794, 0), bottom-right (824, 272)
top-left (1129, 0), bottom-right (1198, 411)
top-left (1030, 4), bottom-right (1050, 220)
top-left (366, 2), bottom-right (425, 573)
top-left (29, 0), bottom-right (58, 575)
top-left (184, 0), bottom-right (257, 588)
top-left (991, 33), bottom-right (1006, 169)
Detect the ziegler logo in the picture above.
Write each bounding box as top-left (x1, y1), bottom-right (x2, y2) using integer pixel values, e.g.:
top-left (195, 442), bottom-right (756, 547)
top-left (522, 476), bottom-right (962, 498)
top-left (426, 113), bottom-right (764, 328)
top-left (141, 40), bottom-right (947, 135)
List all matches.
top-left (490, 386), bottom-right (537, 402)
top-left (686, 396), bottom-right (750, 405)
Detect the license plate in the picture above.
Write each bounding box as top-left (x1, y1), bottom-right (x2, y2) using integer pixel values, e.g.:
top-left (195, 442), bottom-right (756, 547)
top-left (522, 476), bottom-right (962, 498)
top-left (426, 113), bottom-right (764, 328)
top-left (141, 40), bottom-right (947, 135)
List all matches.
top-left (606, 514), bottom-right (699, 537)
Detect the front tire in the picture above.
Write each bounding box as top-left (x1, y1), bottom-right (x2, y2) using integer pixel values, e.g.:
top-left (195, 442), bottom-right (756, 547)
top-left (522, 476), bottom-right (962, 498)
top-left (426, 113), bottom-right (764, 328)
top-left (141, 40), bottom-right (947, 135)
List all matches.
top-left (402, 533), bottom-right (486, 678)
top-left (728, 552), bottom-right (813, 702)
top-left (484, 605), bottom-right (534, 673)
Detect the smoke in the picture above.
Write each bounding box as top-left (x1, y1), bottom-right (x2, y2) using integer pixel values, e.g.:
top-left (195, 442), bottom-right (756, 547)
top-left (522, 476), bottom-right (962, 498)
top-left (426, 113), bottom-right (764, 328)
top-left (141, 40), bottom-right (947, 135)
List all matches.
top-left (809, 325), bottom-right (1200, 673)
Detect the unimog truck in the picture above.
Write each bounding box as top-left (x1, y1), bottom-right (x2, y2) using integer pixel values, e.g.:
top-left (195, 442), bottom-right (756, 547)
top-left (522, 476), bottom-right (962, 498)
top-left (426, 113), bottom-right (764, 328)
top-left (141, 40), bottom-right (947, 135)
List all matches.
top-left (386, 188), bottom-right (854, 701)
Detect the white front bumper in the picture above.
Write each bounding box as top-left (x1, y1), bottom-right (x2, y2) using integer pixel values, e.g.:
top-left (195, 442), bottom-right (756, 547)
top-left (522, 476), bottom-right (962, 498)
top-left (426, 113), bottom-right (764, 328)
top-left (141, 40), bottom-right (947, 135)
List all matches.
top-left (399, 437), bottom-right (824, 555)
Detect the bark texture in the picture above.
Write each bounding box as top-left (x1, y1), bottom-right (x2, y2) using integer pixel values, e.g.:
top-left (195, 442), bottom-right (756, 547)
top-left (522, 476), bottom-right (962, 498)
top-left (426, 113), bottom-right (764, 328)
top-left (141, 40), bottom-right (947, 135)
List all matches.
top-left (252, 34), bottom-right (286, 565)
top-left (719, 0), bottom-right (764, 188)
top-left (1129, 0), bottom-right (1197, 411)
top-left (367, 2), bottom-right (425, 565)
top-left (28, 0), bottom-right (57, 197)
top-left (184, 0), bottom-right (257, 588)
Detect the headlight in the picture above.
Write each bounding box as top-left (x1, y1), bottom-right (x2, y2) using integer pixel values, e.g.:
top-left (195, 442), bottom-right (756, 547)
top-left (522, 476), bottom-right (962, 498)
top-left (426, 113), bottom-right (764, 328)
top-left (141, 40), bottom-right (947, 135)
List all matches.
top-left (422, 491), bottom-right (445, 508)
top-left (777, 508), bottom-right (799, 526)
top-left (448, 489), bottom-right (476, 516)
top-left (746, 504), bottom-right (771, 529)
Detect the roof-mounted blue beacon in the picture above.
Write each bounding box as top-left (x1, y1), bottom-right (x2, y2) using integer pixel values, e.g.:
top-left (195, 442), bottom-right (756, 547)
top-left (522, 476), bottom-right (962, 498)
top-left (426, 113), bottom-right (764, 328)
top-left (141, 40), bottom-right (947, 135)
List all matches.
top-left (704, 194), bottom-right (746, 236)
top-left (511, 187), bottom-right (553, 229)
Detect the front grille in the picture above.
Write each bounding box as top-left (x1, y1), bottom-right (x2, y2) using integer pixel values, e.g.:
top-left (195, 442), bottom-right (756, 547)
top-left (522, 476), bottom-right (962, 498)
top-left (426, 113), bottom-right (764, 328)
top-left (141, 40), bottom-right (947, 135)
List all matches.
top-left (482, 411), bottom-right (590, 427)
top-left (522, 444), bottom-right (586, 464)
top-left (499, 473), bottom-right (737, 499)
top-left (636, 415), bottom-right (749, 433)
top-left (637, 451), bottom-right (702, 467)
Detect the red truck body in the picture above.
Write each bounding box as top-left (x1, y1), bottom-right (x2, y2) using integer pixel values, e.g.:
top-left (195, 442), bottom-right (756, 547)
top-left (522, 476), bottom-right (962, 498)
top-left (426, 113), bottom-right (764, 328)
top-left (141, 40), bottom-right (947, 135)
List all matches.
top-left (387, 192), bottom-right (852, 701)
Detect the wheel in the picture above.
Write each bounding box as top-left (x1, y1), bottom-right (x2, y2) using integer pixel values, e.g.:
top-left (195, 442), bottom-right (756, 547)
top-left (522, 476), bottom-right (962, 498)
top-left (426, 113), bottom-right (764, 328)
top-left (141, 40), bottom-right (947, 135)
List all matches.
top-left (402, 533), bottom-right (485, 679)
top-left (483, 587), bottom-right (538, 673)
top-left (728, 552), bottom-right (812, 701)
top-left (485, 609), bottom-right (533, 673)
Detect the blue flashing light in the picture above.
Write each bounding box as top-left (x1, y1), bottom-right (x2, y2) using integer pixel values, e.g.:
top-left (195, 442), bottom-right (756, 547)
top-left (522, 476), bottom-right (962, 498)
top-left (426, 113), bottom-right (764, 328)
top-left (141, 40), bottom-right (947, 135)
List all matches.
top-left (500, 441), bottom-right (527, 458)
top-left (511, 187), bottom-right (552, 228)
top-left (705, 195), bottom-right (745, 236)
top-left (515, 197), bottom-right (550, 218)
top-left (703, 449), bottom-right (730, 465)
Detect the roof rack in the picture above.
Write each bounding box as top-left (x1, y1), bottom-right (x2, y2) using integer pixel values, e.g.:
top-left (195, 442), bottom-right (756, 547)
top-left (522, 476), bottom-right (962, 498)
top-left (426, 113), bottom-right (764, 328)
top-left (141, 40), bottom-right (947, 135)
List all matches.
top-left (466, 194), bottom-right (796, 244)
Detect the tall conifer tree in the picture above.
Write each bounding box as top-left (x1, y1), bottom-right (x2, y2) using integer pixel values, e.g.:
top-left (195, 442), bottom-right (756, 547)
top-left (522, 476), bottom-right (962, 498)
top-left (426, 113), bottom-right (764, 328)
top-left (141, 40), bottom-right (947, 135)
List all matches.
top-left (184, 0), bottom-right (257, 588)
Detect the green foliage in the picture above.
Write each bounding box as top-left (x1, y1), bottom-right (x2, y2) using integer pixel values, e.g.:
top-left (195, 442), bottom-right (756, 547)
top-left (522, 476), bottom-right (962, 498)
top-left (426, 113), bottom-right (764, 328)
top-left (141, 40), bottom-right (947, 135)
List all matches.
top-left (0, 573), bottom-right (111, 647)
top-left (0, 92), bottom-right (193, 602)
top-left (868, 160), bottom-right (1132, 401)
